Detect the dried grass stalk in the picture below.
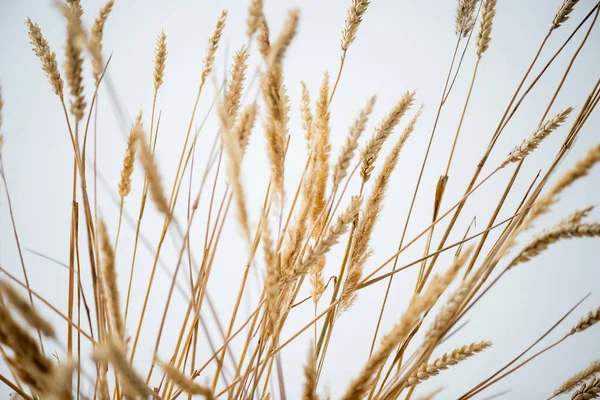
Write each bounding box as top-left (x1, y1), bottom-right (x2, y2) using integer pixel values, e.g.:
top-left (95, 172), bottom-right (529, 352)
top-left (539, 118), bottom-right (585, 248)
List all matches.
top-left (406, 341), bottom-right (492, 387)
top-left (234, 103), bottom-right (258, 152)
top-left (158, 360), bottom-right (214, 398)
top-left (555, 360), bottom-right (600, 396)
top-left (98, 219), bottom-right (124, 339)
top-left (26, 19), bottom-right (64, 98)
top-left (153, 30), bottom-right (168, 92)
top-left (263, 222), bottom-right (280, 323)
top-left (257, 16), bottom-right (271, 59)
top-left (361, 91), bottom-right (415, 182)
top-left (455, 0), bottom-right (478, 37)
top-left (476, 0), bottom-right (496, 57)
top-left (90, 0), bottom-right (114, 84)
top-left (311, 72), bottom-right (331, 237)
top-left (341, 0), bottom-right (370, 53)
top-left (332, 95), bottom-right (376, 188)
top-left (268, 9), bottom-right (300, 66)
top-left (501, 108), bottom-right (573, 167)
top-left (300, 81), bottom-right (314, 149)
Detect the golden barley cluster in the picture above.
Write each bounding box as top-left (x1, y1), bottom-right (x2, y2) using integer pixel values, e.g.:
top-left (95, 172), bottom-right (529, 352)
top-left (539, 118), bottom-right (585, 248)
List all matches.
top-left (0, 0), bottom-right (599, 399)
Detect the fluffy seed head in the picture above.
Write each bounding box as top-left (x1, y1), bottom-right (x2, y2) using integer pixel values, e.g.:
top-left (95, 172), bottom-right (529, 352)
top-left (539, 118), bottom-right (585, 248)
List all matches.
top-left (154, 30), bottom-right (168, 92)
top-left (26, 18), bottom-right (64, 97)
top-left (455, 0), bottom-right (479, 37)
top-left (341, 0), bottom-right (370, 52)
top-left (202, 10), bottom-right (228, 84)
top-left (90, 0), bottom-right (114, 83)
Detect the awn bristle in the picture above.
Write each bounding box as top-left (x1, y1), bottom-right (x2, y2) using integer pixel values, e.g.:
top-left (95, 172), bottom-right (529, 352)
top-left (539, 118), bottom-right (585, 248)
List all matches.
top-left (455, 0), bottom-right (479, 38)
top-left (225, 45), bottom-right (249, 120)
top-left (509, 222), bottom-right (600, 268)
top-left (118, 113), bottom-right (141, 201)
top-left (361, 90), bottom-right (415, 182)
top-left (342, 253), bottom-right (466, 400)
top-left (552, 0), bottom-right (580, 31)
top-left (159, 360), bottom-right (214, 398)
top-left (572, 377), bottom-right (600, 400)
top-left (332, 95), bottom-right (376, 188)
top-left (501, 108), bottom-right (573, 168)
top-left (26, 18), bottom-right (64, 98)
top-left (268, 9), bottom-right (300, 66)
top-left (302, 344), bottom-right (318, 400)
top-left (311, 72), bottom-right (331, 237)
top-left (342, 108), bottom-right (422, 310)
top-left (570, 307), bottom-right (600, 335)
top-left (153, 30), bottom-right (168, 92)
top-left (554, 360), bottom-right (600, 396)
top-left (137, 123), bottom-right (171, 216)
top-left (476, 0), bottom-right (496, 57)
top-left (295, 196), bottom-right (361, 278)
top-left (94, 337), bottom-right (156, 398)
top-left (300, 81), bottom-right (314, 149)
top-left (406, 341), bottom-right (492, 387)
top-left (90, 0), bottom-right (114, 84)
top-left (98, 219), bottom-right (125, 339)
top-left (247, 0), bottom-right (264, 38)
top-left (63, 2), bottom-right (86, 122)
top-left (202, 10), bottom-right (228, 84)
top-left (234, 102), bottom-right (258, 152)
top-left (341, 0), bottom-right (370, 53)
top-left (0, 280), bottom-right (55, 338)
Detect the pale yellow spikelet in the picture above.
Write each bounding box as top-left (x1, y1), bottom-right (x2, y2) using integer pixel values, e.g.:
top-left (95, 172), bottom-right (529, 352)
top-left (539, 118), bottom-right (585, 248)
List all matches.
top-left (268, 9), bottom-right (300, 66)
top-left (202, 10), bottom-right (228, 84)
top-left (342, 108), bottom-right (422, 309)
top-left (153, 30), bottom-right (168, 92)
top-left (571, 377), bottom-right (600, 400)
top-left (341, 0), bottom-right (371, 53)
top-left (26, 18), bottom-right (64, 98)
top-left (90, 0), bottom-right (114, 84)
top-left (361, 91), bottom-right (415, 182)
top-left (218, 95), bottom-right (251, 242)
top-left (234, 102), bottom-right (258, 152)
top-left (257, 15), bottom-right (271, 59)
top-left (225, 45), bottom-right (249, 119)
top-left (476, 0), bottom-right (496, 57)
top-left (137, 123), bottom-right (170, 216)
top-left (158, 360), bottom-right (214, 398)
top-left (406, 341), bottom-right (492, 387)
top-left (0, 281), bottom-right (55, 338)
top-left (570, 307), bottom-right (600, 335)
top-left (63, 2), bottom-right (86, 122)
top-left (509, 222), bottom-right (600, 268)
top-left (263, 222), bottom-right (280, 324)
top-left (501, 108), bottom-right (573, 168)
top-left (311, 72), bottom-right (331, 237)
top-left (118, 113), bottom-right (141, 202)
top-left (309, 256), bottom-right (326, 304)
top-left (342, 252), bottom-right (467, 400)
top-left (247, 0), bottom-right (264, 38)
top-left (554, 360), bottom-right (600, 396)
top-left (300, 81), bottom-right (314, 149)
top-left (332, 96), bottom-right (376, 188)
top-left (303, 344), bottom-right (318, 400)
top-left (94, 337), bottom-right (156, 398)
top-left (552, 0), bottom-right (580, 31)
top-left (98, 219), bottom-right (124, 339)
top-left (455, 0), bottom-right (479, 37)
top-left (295, 196), bottom-right (361, 278)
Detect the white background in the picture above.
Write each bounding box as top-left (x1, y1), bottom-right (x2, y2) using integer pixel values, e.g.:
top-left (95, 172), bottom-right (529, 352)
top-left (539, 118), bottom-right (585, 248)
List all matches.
top-left (1, 0), bottom-right (600, 398)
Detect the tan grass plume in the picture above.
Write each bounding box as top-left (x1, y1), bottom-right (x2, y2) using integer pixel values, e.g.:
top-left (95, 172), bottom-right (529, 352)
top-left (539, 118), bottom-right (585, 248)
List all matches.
top-left (153, 30), bottom-right (168, 92)
top-left (341, 0), bottom-right (370, 53)
top-left (26, 19), bottom-right (64, 98)
top-left (455, 0), bottom-right (479, 38)
top-left (552, 0), bottom-right (581, 31)
top-left (202, 10), bottom-right (228, 84)
top-left (554, 360), bottom-right (600, 396)
top-left (90, 0), bottom-right (114, 84)
top-left (118, 113), bottom-right (141, 202)
top-left (476, 0), bottom-right (496, 57)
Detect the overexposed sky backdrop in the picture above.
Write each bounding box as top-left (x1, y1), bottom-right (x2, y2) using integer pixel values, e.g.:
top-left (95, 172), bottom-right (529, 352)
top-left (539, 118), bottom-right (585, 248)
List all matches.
top-left (1, 0), bottom-right (600, 398)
